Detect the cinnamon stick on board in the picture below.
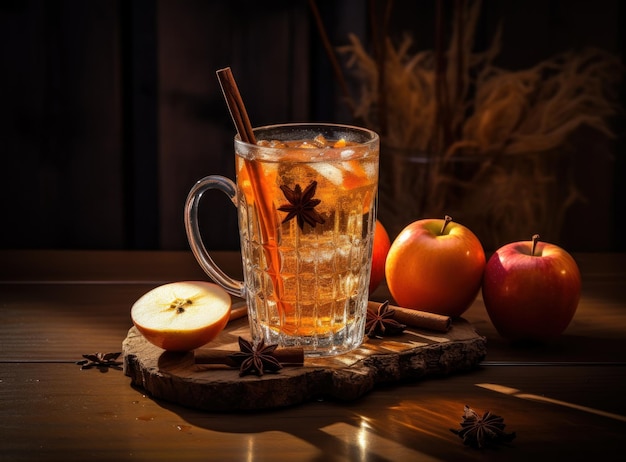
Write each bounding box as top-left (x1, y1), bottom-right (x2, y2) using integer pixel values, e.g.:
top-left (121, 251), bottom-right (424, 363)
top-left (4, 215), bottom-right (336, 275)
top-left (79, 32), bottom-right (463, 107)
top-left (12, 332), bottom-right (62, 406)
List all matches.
top-left (367, 301), bottom-right (451, 333)
top-left (227, 302), bottom-right (248, 323)
top-left (195, 348), bottom-right (304, 368)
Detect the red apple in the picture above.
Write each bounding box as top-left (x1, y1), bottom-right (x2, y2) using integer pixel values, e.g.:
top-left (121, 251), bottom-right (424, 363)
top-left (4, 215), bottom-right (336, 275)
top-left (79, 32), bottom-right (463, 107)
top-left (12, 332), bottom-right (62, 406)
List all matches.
top-left (385, 216), bottom-right (486, 317)
top-left (369, 220), bottom-right (391, 293)
top-left (482, 234), bottom-right (581, 342)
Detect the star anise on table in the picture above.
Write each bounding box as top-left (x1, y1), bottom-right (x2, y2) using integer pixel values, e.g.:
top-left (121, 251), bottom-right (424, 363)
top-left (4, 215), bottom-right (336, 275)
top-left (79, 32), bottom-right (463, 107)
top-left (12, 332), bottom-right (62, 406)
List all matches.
top-left (450, 405), bottom-right (516, 449)
top-left (278, 181), bottom-right (325, 230)
top-left (365, 300), bottom-right (406, 338)
top-left (76, 352), bottom-right (123, 372)
top-left (228, 337), bottom-right (283, 377)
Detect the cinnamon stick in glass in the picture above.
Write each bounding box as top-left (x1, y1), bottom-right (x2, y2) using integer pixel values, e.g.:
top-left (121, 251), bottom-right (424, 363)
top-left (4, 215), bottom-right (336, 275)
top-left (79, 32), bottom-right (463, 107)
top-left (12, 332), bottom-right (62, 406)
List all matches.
top-left (368, 301), bottom-right (451, 333)
top-left (216, 68), bottom-right (287, 313)
top-left (216, 67), bottom-right (255, 144)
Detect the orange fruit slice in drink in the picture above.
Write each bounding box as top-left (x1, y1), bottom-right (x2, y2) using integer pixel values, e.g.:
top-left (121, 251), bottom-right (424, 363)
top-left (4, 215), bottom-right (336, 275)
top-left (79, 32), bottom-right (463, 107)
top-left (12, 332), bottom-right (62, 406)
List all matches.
top-left (341, 159), bottom-right (371, 190)
top-left (238, 158), bottom-right (278, 203)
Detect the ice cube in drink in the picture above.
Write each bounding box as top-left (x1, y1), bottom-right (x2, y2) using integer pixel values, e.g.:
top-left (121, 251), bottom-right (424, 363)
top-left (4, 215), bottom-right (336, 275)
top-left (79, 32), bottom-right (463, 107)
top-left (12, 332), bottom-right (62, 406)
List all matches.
top-left (235, 129), bottom-right (379, 356)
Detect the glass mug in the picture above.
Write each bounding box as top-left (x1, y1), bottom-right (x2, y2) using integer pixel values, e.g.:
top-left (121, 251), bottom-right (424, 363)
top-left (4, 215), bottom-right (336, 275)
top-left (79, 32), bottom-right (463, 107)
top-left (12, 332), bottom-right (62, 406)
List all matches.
top-left (185, 123), bottom-right (379, 356)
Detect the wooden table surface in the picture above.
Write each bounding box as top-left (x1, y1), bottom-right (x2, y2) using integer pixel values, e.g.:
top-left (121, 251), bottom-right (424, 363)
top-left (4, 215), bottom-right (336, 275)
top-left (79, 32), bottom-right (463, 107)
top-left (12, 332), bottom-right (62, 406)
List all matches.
top-left (1, 250), bottom-right (625, 461)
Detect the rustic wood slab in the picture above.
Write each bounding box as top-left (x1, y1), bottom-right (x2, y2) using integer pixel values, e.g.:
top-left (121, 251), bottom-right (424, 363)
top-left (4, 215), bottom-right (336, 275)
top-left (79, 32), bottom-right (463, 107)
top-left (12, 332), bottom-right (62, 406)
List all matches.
top-left (123, 316), bottom-right (486, 412)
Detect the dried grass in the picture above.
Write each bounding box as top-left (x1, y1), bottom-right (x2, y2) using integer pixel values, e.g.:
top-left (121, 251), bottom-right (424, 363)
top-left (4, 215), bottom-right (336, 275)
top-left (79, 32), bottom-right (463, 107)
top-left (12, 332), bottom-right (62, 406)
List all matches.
top-left (331, 0), bottom-right (622, 245)
top-left (339, 2), bottom-right (621, 157)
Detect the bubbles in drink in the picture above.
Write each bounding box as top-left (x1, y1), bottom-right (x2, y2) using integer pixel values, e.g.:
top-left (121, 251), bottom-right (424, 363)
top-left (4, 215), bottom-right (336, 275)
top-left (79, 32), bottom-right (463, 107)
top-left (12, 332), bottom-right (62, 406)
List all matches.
top-left (257, 134), bottom-right (352, 150)
top-left (239, 131), bottom-right (378, 355)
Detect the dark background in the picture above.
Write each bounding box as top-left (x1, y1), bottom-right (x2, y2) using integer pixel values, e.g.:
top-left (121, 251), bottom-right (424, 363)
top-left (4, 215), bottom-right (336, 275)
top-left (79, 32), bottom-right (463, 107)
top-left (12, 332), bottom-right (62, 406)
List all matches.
top-left (1, 0), bottom-right (624, 252)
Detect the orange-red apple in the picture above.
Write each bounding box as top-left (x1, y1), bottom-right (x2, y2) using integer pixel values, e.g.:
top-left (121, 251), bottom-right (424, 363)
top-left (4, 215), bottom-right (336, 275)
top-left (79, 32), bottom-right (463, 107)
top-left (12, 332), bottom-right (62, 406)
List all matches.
top-left (385, 216), bottom-right (486, 317)
top-left (369, 220), bottom-right (391, 293)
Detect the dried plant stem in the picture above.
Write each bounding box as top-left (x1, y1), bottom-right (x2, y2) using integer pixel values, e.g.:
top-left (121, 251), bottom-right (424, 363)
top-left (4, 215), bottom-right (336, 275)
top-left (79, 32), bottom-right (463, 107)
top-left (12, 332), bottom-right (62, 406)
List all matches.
top-left (435, 0), bottom-right (457, 153)
top-left (308, 0), bottom-right (357, 115)
top-left (317, 1), bottom-right (621, 245)
top-left (369, 0), bottom-right (394, 137)
top-left (453, 0), bottom-right (465, 117)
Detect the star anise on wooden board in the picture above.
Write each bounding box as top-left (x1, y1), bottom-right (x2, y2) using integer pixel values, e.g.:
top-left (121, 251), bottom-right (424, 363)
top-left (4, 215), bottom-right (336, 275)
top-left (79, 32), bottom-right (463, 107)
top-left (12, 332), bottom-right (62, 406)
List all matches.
top-left (450, 405), bottom-right (516, 449)
top-left (76, 352), bottom-right (123, 372)
top-left (228, 337), bottom-right (283, 377)
top-left (365, 300), bottom-right (407, 338)
top-left (278, 181), bottom-right (325, 230)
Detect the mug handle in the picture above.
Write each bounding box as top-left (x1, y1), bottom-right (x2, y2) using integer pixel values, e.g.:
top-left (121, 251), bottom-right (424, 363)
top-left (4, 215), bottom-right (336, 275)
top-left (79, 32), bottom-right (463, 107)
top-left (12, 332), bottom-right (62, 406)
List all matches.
top-left (184, 175), bottom-right (245, 299)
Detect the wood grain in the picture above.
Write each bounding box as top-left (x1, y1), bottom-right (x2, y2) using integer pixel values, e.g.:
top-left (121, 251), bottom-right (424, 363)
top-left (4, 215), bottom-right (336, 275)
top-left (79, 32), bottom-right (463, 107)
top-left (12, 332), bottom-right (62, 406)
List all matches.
top-left (123, 317), bottom-right (486, 411)
top-left (2, 250), bottom-right (626, 461)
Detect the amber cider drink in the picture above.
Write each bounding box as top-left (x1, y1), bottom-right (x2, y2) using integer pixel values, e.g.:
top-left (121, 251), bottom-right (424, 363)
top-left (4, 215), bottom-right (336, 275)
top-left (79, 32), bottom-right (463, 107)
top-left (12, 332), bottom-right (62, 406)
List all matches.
top-left (235, 124), bottom-right (379, 356)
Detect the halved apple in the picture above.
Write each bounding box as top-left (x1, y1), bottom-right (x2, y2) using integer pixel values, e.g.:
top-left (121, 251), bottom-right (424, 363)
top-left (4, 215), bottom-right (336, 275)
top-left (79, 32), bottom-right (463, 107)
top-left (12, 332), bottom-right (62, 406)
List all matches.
top-left (131, 281), bottom-right (232, 352)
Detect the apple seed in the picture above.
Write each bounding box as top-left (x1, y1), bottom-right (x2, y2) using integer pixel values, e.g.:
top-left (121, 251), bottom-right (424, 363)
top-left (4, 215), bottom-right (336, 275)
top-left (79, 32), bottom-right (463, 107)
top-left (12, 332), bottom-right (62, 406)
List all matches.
top-left (169, 298), bottom-right (193, 314)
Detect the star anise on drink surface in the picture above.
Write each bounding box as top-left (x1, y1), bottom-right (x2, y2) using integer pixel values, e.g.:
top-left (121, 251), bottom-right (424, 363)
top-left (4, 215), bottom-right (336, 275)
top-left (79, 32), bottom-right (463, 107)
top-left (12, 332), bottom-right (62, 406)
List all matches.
top-left (76, 352), bottom-right (123, 372)
top-left (450, 405), bottom-right (516, 449)
top-left (365, 300), bottom-right (406, 338)
top-left (228, 337), bottom-right (283, 377)
top-left (278, 181), bottom-right (325, 230)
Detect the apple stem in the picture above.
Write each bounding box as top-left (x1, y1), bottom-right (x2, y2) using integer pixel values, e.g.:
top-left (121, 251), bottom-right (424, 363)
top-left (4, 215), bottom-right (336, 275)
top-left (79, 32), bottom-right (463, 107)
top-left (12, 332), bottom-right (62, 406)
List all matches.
top-left (531, 234), bottom-right (540, 256)
top-left (440, 215), bottom-right (452, 234)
